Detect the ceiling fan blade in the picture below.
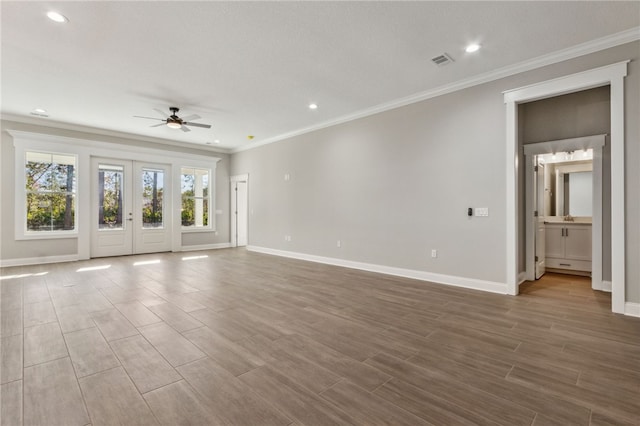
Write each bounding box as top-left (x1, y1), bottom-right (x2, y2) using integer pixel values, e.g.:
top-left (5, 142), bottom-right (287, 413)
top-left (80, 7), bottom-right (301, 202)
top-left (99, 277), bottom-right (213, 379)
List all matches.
top-left (180, 125), bottom-right (191, 132)
top-left (180, 114), bottom-right (200, 122)
top-left (183, 122), bottom-right (212, 129)
top-left (134, 115), bottom-right (164, 121)
top-left (150, 122), bottom-right (166, 128)
top-left (153, 108), bottom-right (169, 118)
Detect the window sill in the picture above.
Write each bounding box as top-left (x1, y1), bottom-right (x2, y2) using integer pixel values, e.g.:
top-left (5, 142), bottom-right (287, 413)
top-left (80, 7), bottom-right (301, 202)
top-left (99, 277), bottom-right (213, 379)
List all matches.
top-left (17, 232), bottom-right (78, 241)
top-left (181, 227), bottom-right (216, 234)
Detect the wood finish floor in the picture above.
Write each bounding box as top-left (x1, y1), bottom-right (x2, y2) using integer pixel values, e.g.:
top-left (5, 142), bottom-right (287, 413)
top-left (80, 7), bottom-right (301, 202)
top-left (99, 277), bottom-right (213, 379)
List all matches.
top-left (1, 249), bottom-right (639, 426)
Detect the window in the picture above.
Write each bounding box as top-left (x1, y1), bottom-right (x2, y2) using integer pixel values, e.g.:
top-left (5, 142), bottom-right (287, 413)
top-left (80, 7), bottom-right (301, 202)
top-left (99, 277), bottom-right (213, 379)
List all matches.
top-left (141, 168), bottom-right (165, 228)
top-left (97, 164), bottom-right (124, 229)
top-left (24, 151), bottom-right (77, 233)
top-left (181, 167), bottom-right (210, 228)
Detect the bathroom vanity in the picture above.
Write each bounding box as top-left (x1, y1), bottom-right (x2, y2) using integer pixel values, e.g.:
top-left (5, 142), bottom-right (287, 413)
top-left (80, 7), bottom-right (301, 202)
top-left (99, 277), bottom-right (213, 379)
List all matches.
top-left (544, 219), bottom-right (592, 274)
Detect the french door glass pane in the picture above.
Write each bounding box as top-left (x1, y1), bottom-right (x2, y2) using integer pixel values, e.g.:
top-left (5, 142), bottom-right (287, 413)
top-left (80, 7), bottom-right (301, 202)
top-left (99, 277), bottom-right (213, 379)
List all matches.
top-left (98, 165), bottom-right (124, 229)
top-left (141, 169), bottom-right (164, 228)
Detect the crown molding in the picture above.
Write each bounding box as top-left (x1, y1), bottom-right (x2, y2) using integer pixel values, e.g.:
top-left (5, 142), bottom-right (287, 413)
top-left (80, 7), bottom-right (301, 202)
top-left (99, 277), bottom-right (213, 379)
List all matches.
top-left (0, 113), bottom-right (232, 155)
top-left (233, 26), bottom-right (640, 154)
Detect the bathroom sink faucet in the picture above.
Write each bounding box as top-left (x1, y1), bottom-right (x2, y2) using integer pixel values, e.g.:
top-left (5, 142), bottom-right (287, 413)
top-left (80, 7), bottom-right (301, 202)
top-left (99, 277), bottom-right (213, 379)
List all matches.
top-left (564, 214), bottom-right (574, 222)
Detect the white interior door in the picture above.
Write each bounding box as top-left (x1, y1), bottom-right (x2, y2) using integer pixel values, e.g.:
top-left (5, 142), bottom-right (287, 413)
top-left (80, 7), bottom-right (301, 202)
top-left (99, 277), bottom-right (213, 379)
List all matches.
top-left (230, 175), bottom-right (248, 247)
top-left (535, 161), bottom-right (546, 279)
top-left (91, 158), bottom-right (171, 257)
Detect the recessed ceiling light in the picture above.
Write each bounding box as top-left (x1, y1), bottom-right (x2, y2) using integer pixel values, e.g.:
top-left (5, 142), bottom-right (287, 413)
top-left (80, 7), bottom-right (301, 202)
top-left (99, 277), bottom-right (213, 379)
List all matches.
top-left (214, 139), bottom-right (220, 144)
top-left (308, 103), bottom-right (318, 110)
top-left (30, 108), bottom-right (49, 117)
top-left (47, 11), bottom-right (68, 23)
top-left (465, 43), bottom-right (481, 53)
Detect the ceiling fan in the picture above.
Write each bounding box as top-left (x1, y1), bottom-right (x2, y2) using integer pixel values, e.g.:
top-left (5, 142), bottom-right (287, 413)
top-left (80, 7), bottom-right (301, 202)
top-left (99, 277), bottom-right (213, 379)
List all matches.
top-left (134, 107), bottom-right (212, 132)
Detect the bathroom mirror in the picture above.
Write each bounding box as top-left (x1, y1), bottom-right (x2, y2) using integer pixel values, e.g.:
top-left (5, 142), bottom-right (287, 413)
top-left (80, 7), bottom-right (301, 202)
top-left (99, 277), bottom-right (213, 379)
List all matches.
top-left (554, 163), bottom-right (593, 217)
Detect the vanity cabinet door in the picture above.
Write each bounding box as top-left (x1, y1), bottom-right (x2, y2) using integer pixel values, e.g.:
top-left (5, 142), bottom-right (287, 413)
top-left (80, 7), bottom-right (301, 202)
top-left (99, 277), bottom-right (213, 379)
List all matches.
top-left (545, 225), bottom-right (565, 258)
top-left (564, 225), bottom-right (592, 261)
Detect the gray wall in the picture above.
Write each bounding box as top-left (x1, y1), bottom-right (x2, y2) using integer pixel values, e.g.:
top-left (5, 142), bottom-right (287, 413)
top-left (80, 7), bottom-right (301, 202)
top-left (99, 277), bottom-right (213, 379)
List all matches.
top-left (231, 41), bottom-right (640, 302)
top-left (519, 87), bottom-right (612, 280)
top-left (0, 120), bottom-right (230, 261)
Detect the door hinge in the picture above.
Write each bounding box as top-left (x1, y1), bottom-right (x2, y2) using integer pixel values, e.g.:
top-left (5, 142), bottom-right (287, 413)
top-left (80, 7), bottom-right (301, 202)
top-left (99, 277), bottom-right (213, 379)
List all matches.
top-left (534, 210), bottom-right (538, 217)
top-left (535, 256), bottom-right (539, 262)
top-left (534, 165), bottom-right (538, 172)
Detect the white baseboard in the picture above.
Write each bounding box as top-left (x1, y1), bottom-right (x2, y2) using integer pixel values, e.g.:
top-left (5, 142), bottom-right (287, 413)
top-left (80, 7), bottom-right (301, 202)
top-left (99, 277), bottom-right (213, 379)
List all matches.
top-left (601, 280), bottom-right (612, 292)
top-left (0, 254), bottom-right (79, 268)
top-left (180, 242), bottom-right (231, 252)
top-left (247, 246), bottom-right (508, 295)
top-left (625, 302), bottom-right (640, 318)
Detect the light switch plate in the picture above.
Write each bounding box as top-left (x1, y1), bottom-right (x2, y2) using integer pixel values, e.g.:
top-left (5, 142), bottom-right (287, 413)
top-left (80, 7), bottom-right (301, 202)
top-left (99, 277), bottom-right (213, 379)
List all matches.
top-left (475, 207), bottom-right (489, 217)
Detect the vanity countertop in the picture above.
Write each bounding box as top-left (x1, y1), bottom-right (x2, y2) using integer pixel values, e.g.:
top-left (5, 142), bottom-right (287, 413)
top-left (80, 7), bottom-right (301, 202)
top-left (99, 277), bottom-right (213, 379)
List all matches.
top-left (544, 217), bottom-right (592, 225)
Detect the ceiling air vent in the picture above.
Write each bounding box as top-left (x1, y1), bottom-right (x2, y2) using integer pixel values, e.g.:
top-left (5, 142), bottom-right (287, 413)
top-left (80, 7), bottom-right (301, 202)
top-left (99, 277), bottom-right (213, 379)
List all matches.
top-left (431, 53), bottom-right (454, 67)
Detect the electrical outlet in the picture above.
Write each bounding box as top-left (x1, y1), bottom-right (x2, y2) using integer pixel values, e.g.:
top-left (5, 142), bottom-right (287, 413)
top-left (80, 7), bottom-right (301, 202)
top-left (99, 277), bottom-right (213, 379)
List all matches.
top-left (337, 240), bottom-right (341, 248)
top-left (431, 249), bottom-right (437, 258)
top-left (284, 235), bottom-right (291, 242)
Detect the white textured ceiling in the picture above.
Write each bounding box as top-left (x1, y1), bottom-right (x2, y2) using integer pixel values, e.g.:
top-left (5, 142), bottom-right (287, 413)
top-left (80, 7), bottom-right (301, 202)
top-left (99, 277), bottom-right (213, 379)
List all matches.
top-left (2, 1), bottom-right (639, 152)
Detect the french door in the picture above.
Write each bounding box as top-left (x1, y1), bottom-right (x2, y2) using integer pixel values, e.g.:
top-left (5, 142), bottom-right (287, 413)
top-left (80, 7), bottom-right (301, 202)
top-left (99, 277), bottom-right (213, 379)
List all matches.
top-left (91, 158), bottom-right (172, 257)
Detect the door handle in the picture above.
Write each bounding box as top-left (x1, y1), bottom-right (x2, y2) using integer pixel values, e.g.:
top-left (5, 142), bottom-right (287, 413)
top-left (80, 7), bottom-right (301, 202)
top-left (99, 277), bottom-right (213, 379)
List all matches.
top-left (127, 218), bottom-right (133, 221)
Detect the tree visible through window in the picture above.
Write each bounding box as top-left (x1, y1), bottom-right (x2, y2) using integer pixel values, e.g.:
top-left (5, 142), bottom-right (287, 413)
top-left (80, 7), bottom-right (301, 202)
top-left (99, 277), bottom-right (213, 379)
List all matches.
top-left (142, 168), bottom-right (164, 228)
top-left (181, 167), bottom-right (209, 227)
top-left (97, 165), bottom-right (124, 229)
top-left (25, 152), bottom-right (76, 232)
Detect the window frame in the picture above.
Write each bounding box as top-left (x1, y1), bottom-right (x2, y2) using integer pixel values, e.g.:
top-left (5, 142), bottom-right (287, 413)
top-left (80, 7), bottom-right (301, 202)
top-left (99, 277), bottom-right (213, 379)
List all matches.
top-left (179, 166), bottom-right (213, 232)
top-left (17, 149), bottom-right (79, 240)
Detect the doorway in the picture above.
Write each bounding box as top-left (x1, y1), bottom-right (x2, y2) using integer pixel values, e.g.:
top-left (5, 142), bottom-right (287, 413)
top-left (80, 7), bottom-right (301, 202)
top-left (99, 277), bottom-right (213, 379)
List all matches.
top-left (525, 141), bottom-right (604, 291)
top-left (91, 158), bottom-right (172, 257)
top-left (504, 61), bottom-right (627, 313)
top-left (230, 174), bottom-right (248, 247)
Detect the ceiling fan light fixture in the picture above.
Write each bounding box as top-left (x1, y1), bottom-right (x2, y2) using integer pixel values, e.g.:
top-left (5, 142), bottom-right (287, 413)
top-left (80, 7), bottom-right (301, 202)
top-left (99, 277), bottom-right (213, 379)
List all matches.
top-left (166, 121), bottom-right (182, 129)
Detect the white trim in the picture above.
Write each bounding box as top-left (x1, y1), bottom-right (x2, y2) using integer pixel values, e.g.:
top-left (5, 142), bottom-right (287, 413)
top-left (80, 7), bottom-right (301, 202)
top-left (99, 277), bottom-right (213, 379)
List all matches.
top-left (505, 101), bottom-right (518, 295)
top-left (518, 272), bottom-right (526, 285)
top-left (234, 28), bottom-right (639, 154)
top-left (247, 246), bottom-right (508, 295)
top-left (0, 254), bottom-right (79, 268)
top-left (15, 149), bottom-right (80, 240)
top-left (1, 114), bottom-right (231, 155)
top-left (179, 166), bottom-right (215, 233)
top-left (601, 281), bottom-right (612, 293)
top-left (230, 174), bottom-right (249, 248)
top-left (522, 135), bottom-right (607, 155)
top-left (624, 302), bottom-right (640, 318)
top-left (8, 131), bottom-right (221, 260)
top-left (180, 243), bottom-right (231, 252)
top-left (230, 174), bottom-right (249, 182)
top-left (7, 130), bottom-right (222, 163)
top-left (504, 61), bottom-right (628, 314)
